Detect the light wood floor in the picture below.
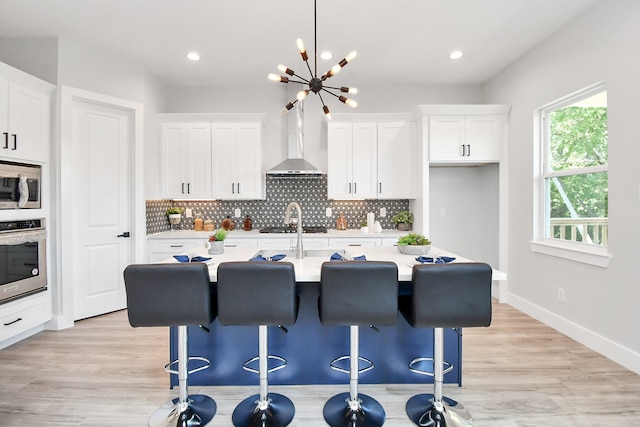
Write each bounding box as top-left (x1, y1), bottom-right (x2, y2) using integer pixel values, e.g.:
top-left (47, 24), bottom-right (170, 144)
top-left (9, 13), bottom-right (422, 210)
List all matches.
top-left (1, 300), bottom-right (639, 426)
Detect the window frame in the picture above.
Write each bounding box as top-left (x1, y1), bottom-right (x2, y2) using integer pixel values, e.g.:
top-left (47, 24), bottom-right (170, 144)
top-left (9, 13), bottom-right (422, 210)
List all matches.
top-left (530, 82), bottom-right (611, 267)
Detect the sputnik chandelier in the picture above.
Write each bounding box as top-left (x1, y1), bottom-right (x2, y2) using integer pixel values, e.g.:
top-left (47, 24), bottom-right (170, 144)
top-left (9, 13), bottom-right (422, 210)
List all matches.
top-left (267, 0), bottom-right (358, 120)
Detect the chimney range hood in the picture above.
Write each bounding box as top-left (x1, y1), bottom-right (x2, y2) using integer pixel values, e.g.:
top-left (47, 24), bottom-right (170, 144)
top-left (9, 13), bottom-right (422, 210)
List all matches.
top-left (267, 103), bottom-right (322, 176)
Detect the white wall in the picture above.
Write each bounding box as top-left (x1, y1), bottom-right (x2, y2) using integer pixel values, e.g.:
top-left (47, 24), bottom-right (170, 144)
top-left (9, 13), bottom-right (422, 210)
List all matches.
top-left (483, 0), bottom-right (640, 373)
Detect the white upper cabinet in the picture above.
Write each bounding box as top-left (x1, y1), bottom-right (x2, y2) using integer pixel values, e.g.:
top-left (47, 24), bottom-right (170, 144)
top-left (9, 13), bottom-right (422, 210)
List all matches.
top-left (0, 64), bottom-right (54, 163)
top-left (161, 123), bottom-right (212, 199)
top-left (328, 118), bottom-right (416, 199)
top-left (377, 121), bottom-right (416, 199)
top-left (429, 115), bottom-right (503, 164)
top-left (211, 123), bottom-right (263, 200)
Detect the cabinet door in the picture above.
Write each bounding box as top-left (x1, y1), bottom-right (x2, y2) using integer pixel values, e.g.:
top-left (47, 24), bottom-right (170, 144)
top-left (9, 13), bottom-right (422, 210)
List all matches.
top-left (327, 122), bottom-right (353, 198)
top-left (0, 77), bottom-right (8, 154)
top-left (429, 116), bottom-right (465, 162)
top-left (351, 123), bottom-right (378, 199)
top-left (234, 123), bottom-right (263, 199)
top-left (161, 123), bottom-right (189, 198)
top-left (377, 121), bottom-right (416, 199)
top-left (185, 124), bottom-right (212, 199)
top-left (211, 123), bottom-right (236, 199)
top-left (4, 82), bottom-right (50, 162)
top-left (465, 116), bottom-right (501, 162)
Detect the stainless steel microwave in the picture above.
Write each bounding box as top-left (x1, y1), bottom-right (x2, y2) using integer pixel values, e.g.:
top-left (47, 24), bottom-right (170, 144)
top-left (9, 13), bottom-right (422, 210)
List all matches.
top-left (0, 161), bottom-right (41, 209)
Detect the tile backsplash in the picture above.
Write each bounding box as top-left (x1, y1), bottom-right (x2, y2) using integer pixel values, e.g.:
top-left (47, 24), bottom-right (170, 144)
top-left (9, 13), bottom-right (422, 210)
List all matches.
top-left (146, 175), bottom-right (409, 234)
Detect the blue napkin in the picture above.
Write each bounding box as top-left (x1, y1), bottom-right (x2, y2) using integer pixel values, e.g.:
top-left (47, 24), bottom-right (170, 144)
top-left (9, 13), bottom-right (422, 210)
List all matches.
top-left (330, 253), bottom-right (366, 261)
top-left (249, 254), bottom-right (286, 262)
top-left (174, 255), bottom-right (211, 263)
top-left (415, 256), bottom-right (455, 264)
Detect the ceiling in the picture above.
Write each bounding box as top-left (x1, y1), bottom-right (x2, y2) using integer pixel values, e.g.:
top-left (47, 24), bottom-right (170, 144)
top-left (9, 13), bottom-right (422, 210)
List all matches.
top-left (0, 0), bottom-right (598, 88)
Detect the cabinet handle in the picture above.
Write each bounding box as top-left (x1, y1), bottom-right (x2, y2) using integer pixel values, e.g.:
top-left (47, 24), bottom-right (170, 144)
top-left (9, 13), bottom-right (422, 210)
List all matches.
top-left (354, 182), bottom-right (357, 194)
top-left (187, 183), bottom-right (191, 194)
top-left (4, 317), bottom-right (23, 326)
top-left (467, 144), bottom-right (470, 157)
top-left (348, 182), bottom-right (352, 193)
top-left (170, 244), bottom-right (184, 248)
top-left (348, 243), bottom-right (362, 246)
top-left (181, 183), bottom-right (185, 194)
top-left (379, 182), bottom-right (382, 194)
top-left (461, 144), bottom-right (465, 157)
top-left (232, 183), bottom-right (235, 194)
top-left (2, 132), bottom-right (7, 149)
top-left (237, 182), bottom-right (240, 194)
top-left (11, 134), bottom-right (17, 150)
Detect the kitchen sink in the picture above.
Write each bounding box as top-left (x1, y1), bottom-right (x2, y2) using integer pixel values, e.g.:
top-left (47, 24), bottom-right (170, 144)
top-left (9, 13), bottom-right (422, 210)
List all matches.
top-left (253, 248), bottom-right (348, 259)
top-left (259, 226), bottom-right (328, 234)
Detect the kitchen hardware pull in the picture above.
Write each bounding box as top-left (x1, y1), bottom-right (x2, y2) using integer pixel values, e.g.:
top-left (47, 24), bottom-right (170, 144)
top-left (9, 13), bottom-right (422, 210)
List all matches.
top-left (354, 182), bottom-right (357, 193)
top-left (225, 244), bottom-right (237, 248)
top-left (181, 183), bottom-right (185, 194)
top-left (4, 317), bottom-right (23, 326)
top-left (461, 144), bottom-right (465, 157)
top-left (117, 232), bottom-right (130, 238)
top-left (11, 134), bottom-right (17, 150)
top-left (170, 244), bottom-right (184, 248)
top-left (232, 183), bottom-right (235, 194)
top-left (379, 182), bottom-right (382, 193)
top-left (348, 182), bottom-right (352, 193)
top-left (2, 132), bottom-right (7, 149)
top-left (237, 182), bottom-right (240, 193)
top-left (467, 144), bottom-right (470, 156)
top-left (187, 183), bottom-right (191, 194)
top-left (349, 244), bottom-right (362, 246)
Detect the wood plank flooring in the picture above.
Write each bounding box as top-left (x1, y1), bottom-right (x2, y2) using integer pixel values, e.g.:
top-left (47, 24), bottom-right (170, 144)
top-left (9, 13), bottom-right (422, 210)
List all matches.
top-left (1, 300), bottom-right (639, 426)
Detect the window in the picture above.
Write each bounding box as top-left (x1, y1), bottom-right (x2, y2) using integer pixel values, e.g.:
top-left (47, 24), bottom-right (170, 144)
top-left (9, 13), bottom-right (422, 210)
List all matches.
top-left (531, 83), bottom-right (610, 266)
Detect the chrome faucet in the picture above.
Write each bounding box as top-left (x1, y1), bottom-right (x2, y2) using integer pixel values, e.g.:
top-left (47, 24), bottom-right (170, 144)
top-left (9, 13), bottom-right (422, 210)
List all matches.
top-left (284, 201), bottom-right (303, 259)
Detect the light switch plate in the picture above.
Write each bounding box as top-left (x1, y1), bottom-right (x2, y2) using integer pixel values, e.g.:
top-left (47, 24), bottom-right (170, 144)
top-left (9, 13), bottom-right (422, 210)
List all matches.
top-left (379, 207), bottom-right (386, 217)
top-left (326, 207), bottom-right (332, 217)
top-left (234, 208), bottom-right (241, 218)
top-left (185, 208), bottom-right (192, 218)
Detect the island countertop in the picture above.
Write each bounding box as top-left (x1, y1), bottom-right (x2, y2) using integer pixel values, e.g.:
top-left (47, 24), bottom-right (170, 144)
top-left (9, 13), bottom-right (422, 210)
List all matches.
top-left (170, 245), bottom-right (507, 282)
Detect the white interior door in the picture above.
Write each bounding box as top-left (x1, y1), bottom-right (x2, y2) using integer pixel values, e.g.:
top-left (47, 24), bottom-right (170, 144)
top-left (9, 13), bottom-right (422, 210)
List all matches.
top-left (71, 100), bottom-right (131, 320)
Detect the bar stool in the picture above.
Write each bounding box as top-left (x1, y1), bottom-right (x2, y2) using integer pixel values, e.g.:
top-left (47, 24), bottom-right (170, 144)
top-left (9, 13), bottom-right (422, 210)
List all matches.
top-left (399, 263), bottom-right (492, 427)
top-left (319, 261), bottom-right (398, 427)
top-left (123, 262), bottom-right (217, 427)
top-left (216, 261), bottom-right (299, 427)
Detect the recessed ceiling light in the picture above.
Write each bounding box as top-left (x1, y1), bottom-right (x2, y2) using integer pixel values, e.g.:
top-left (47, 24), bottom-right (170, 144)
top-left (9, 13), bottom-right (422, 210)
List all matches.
top-left (186, 52), bottom-right (200, 61)
top-left (320, 51), bottom-right (333, 60)
top-left (449, 50), bottom-right (463, 60)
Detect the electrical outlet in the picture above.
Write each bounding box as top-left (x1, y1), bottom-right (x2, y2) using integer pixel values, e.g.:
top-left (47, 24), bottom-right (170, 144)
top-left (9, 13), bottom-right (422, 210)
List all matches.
top-left (234, 208), bottom-right (241, 218)
top-left (557, 288), bottom-right (566, 303)
top-left (440, 208), bottom-right (446, 217)
top-left (185, 208), bottom-right (192, 218)
top-left (326, 207), bottom-right (332, 217)
top-left (379, 207), bottom-right (386, 217)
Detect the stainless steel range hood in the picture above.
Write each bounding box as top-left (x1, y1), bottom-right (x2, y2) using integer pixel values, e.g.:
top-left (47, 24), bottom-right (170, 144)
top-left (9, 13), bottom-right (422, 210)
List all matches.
top-left (267, 102), bottom-right (322, 176)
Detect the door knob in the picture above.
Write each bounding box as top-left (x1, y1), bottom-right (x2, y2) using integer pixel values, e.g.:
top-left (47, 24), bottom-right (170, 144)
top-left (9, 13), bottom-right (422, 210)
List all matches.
top-left (117, 232), bottom-right (130, 238)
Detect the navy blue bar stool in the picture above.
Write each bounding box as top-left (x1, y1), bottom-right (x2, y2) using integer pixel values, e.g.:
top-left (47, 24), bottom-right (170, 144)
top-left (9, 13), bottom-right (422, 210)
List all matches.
top-left (319, 261), bottom-right (398, 427)
top-left (399, 263), bottom-right (492, 427)
top-left (123, 262), bottom-right (217, 427)
top-left (217, 261), bottom-right (299, 427)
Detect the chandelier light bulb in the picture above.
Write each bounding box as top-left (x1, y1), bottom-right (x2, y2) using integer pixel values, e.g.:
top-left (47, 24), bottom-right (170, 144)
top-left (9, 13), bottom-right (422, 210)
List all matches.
top-left (297, 90), bottom-right (310, 101)
top-left (296, 38), bottom-right (308, 61)
top-left (339, 96), bottom-right (357, 108)
top-left (268, 73), bottom-right (289, 83)
top-left (346, 51), bottom-right (357, 62)
top-left (341, 87), bottom-right (358, 94)
top-left (323, 106), bottom-right (332, 120)
top-left (277, 64), bottom-right (295, 76)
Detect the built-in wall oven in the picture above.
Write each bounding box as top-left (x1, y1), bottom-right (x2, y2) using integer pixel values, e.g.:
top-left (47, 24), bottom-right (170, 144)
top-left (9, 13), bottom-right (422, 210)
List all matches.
top-left (0, 219), bottom-right (47, 304)
top-left (0, 160), bottom-right (41, 209)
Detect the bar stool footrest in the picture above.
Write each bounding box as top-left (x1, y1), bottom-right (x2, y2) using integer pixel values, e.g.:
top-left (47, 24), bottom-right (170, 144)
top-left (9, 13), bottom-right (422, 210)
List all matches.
top-left (406, 393), bottom-right (472, 427)
top-left (242, 354), bottom-right (287, 374)
top-left (232, 392), bottom-right (295, 427)
top-left (164, 356), bottom-right (211, 376)
top-left (408, 357), bottom-right (453, 377)
top-left (330, 355), bottom-right (374, 375)
top-left (149, 394), bottom-right (217, 427)
top-left (323, 392), bottom-right (386, 427)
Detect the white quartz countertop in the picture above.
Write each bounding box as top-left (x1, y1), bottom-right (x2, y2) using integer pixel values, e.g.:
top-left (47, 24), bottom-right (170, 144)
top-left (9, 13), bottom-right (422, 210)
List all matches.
top-left (161, 245), bottom-right (507, 282)
top-left (148, 229), bottom-right (410, 239)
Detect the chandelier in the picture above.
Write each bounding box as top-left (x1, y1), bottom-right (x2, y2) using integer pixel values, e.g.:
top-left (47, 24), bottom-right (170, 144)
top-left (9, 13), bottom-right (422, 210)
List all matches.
top-left (267, 0), bottom-right (358, 120)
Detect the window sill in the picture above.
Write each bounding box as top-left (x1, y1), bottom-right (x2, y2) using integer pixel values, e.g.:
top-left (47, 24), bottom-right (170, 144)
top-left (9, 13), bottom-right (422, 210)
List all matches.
top-left (529, 239), bottom-right (611, 268)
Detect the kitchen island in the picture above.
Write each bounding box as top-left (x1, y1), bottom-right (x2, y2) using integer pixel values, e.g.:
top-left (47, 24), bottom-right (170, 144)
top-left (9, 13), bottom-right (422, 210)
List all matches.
top-left (166, 245), bottom-right (506, 387)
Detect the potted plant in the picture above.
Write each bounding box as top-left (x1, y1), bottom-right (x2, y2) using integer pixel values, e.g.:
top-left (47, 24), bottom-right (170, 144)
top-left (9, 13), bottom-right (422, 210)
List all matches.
top-left (166, 207), bottom-right (183, 228)
top-left (396, 233), bottom-right (432, 255)
top-left (391, 210), bottom-right (414, 231)
top-left (206, 228), bottom-right (227, 255)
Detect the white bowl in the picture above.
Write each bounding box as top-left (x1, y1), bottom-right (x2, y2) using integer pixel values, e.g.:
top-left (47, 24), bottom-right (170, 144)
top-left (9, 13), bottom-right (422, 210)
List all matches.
top-left (397, 244), bottom-right (431, 255)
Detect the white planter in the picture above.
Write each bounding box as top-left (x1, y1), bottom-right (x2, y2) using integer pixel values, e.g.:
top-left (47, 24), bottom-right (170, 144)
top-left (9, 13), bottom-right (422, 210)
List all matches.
top-left (206, 240), bottom-right (224, 255)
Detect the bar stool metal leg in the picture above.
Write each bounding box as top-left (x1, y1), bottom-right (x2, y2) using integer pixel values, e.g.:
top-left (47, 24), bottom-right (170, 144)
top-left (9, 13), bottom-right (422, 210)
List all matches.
top-left (406, 328), bottom-right (472, 427)
top-left (149, 326), bottom-right (217, 427)
top-left (323, 325), bottom-right (386, 427)
top-left (231, 325), bottom-right (295, 427)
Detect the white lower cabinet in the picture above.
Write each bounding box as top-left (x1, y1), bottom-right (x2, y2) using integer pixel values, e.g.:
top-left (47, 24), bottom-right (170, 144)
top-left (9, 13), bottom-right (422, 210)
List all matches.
top-left (329, 237), bottom-right (380, 247)
top-left (1, 292), bottom-right (51, 346)
top-left (381, 237), bottom-right (400, 247)
top-left (224, 238), bottom-right (258, 248)
top-left (148, 239), bottom-right (203, 262)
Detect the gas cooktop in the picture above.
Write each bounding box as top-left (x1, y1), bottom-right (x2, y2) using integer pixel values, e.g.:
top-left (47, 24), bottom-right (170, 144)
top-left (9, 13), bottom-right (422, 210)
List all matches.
top-left (259, 226), bottom-right (328, 234)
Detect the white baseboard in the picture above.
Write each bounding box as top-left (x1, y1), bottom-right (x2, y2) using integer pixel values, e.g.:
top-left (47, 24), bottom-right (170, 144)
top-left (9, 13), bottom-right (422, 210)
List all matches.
top-left (0, 325), bottom-right (44, 350)
top-left (507, 293), bottom-right (640, 375)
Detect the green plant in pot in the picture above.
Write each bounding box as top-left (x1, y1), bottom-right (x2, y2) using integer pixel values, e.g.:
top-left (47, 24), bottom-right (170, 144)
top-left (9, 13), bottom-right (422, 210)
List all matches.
top-left (206, 228), bottom-right (227, 255)
top-left (166, 207), bottom-right (183, 215)
top-left (391, 210), bottom-right (413, 231)
top-left (396, 233), bottom-right (432, 255)
top-left (166, 207), bottom-right (183, 228)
